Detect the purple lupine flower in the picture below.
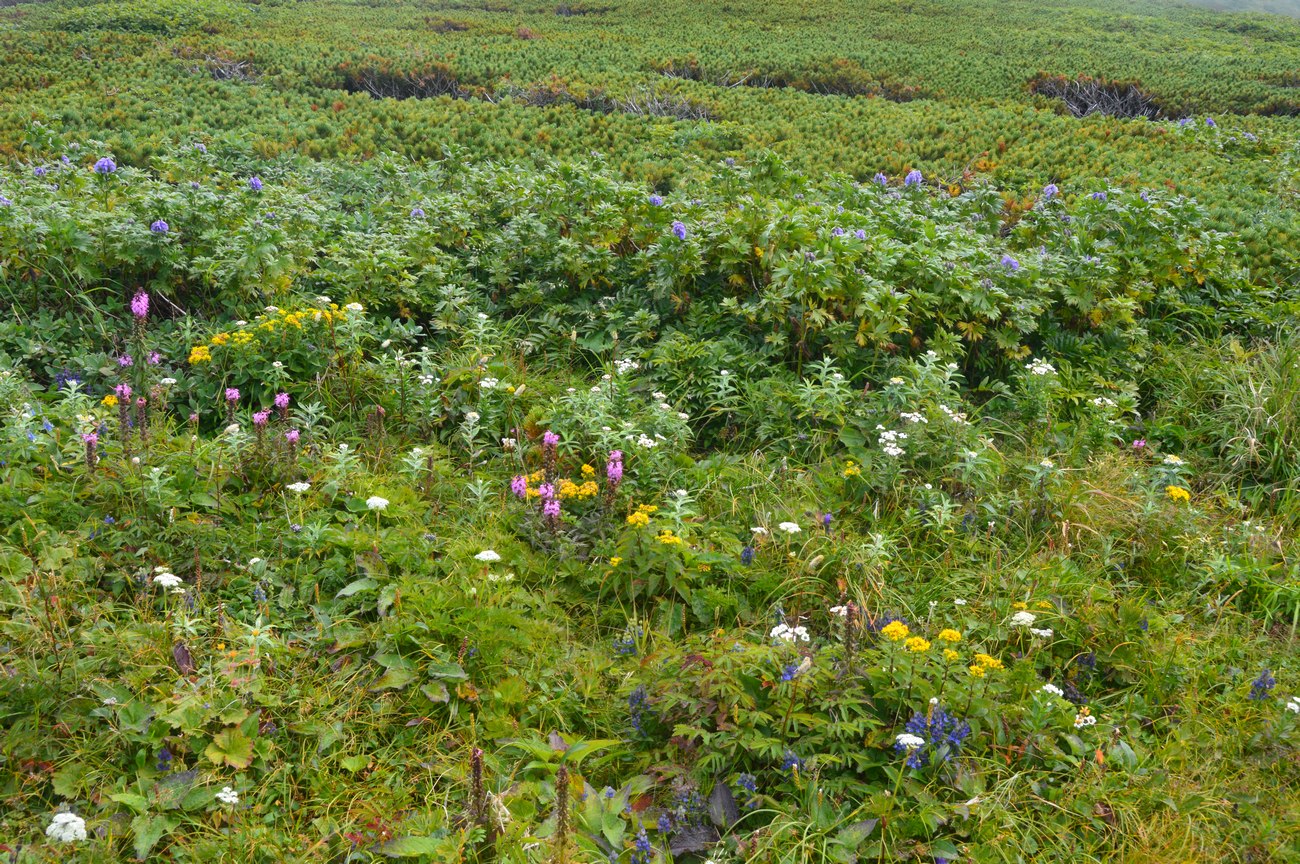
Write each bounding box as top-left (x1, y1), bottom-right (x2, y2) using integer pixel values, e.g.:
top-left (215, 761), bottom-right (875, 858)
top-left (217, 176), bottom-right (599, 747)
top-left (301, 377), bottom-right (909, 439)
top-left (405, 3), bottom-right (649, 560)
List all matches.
top-left (248, 176), bottom-right (263, 192)
top-left (193, 142), bottom-right (207, 153)
top-left (148, 351), bottom-right (161, 365)
top-left (1001, 254), bottom-right (1020, 271)
top-left (904, 169), bottom-right (923, 187)
top-left (34, 166), bottom-right (47, 178)
top-left (822, 512), bottom-right (832, 532)
top-left (831, 227), bottom-right (845, 237)
top-left (1205, 117), bottom-right (1216, 128)
top-left (117, 354), bottom-right (133, 367)
top-left (116, 383), bottom-right (132, 400)
top-left (225, 388), bottom-right (240, 403)
top-left (410, 207), bottom-right (425, 218)
top-left (1178, 118), bottom-right (1193, 128)
top-left (94, 157), bottom-right (117, 175)
top-left (150, 219), bottom-right (169, 234)
top-left (252, 410), bottom-right (270, 427)
top-left (1091, 191), bottom-right (1107, 202)
top-left (671, 220), bottom-right (687, 240)
top-left (648, 193), bottom-right (664, 206)
top-left (511, 475), bottom-right (528, 498)
top-left (131, 291), bottom-right (149, 319)
top-left (854, 229), bottom-right (867, 240)
top-left (538, 483), bottom-right (556, 500)
top-left (1042, 183), bottom-right (1059, 200)
top-left (284, 428), bottom-right (300, 444)
top-left (873, 172), bottom-right (888, 186)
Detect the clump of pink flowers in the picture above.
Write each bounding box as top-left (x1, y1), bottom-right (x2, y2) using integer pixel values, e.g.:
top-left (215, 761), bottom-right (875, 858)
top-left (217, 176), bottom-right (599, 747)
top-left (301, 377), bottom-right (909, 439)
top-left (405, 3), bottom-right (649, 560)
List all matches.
top-left (274, 391), bottom-right (291, 420)
top-left (543, 498), bottom-right (561, 530)
top-left (542, 429), bottom-right (560, 476)
top-left (511, 475), bottom-right (528, 499)
top-left (131, 291), bottom-right (149, 320)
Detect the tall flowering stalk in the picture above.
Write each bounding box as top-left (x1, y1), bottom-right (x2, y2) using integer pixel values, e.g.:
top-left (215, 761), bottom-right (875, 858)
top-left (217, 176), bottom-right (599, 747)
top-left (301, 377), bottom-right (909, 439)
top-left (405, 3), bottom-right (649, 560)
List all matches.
top-left (131, 290), bottom-right (149, 340)
top-left (605, 450), bottom-right (623, 505)
top-left (116, 384), bottom-right (132, 452)
top-left (274, 391), bottom-right (290, 421)
top-left (252, 410), bottom-right (270, 452)
top-left (225, 388), bottom-right (240, 423)
top-left (542, 430), bottom-right (559, 478)
top-left (135, 397), bottom-right (148, 445)
top-left (552, 763), bottom-right (570, 864)
top-left (83, 432), bottom-right (98, 472)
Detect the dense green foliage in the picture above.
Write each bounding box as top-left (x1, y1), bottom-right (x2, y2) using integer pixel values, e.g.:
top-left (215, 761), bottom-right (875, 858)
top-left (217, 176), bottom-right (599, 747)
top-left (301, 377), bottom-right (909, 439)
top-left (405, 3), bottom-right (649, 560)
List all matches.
top-left (2, 1), bottom-right (1300, 863)
top-left (2, 0), bottom-right (1299, 277)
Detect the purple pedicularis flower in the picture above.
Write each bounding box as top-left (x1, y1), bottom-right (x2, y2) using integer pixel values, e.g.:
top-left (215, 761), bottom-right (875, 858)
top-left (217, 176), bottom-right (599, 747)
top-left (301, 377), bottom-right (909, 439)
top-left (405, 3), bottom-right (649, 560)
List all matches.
top-left (225, 388), bottom-right (240, 404)
top-left (671, 220), bottom-right (687, 240)
top-left (511, 475), bottom-right (528, 499)
top-left (607, 454), bottom-right (624, 486)
top-left (274, 392), bottom-right (290, 409)
top-left (1001, 254), bottom-right (1021, 271)
top-left (248, 176), bottom-right (263, 192)
top-left (131, 291), bottom-right (149, 319)
top-left (1042, 183), bottom-right (1059, 201)
top-left (543, 498), bottom-right (561, 525)
top-left (150, 219), bottom-right (169, 234)
top-left (94, 157), bottom-right (117, 175)
top-left (543, 430), bottom-right (560, 450)
top-left (904, 169), bottom-right (923, 187)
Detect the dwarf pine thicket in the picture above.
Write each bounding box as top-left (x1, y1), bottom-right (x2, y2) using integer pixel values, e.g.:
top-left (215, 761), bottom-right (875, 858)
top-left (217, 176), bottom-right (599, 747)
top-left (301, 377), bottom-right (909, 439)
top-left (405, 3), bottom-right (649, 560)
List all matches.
top-left (1, 0), bottom-right (1299, 862)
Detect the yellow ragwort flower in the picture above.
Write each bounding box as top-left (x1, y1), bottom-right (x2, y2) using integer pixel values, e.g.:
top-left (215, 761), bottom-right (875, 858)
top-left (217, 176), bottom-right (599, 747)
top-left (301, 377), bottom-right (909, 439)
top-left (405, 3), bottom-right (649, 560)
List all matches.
top-left (1166, 485), bottom-right (1191, 504)
top-left (609, 557), bottom-right (622, 567)
top-left (973, 653), bottom-right (1003, 670)
top-left (968, 664), bottom-right (986, 678)
top-left (880, 620), bottom-right (910, 642)
top-left (1012, 601), bottom-right (1028, 611)
top-left (626, 511), bottom-right (650, 528)
top-left (101, 394), bottom-right (118, 407)
top-left (843, 461), bottom-right (861, 478)
top-left (188, 345), bottom-right (212, 364)
top-left (904, 636), bottom-right (931, 653)
top-left (657, 530), bottom-right (683, 546)
top-left (943, 649), bottom-right (960, 662)
top-left (937, 628), bottom-right (962, 643)
top-left (581, 464), bottom-right (595, 478)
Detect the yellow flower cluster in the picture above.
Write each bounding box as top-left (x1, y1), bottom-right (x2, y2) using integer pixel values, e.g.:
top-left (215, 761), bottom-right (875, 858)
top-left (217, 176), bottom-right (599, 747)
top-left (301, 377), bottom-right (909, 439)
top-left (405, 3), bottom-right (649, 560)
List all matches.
top-left (558, 479), bottom-right (599, 500)
top-left (937, 628), bottom-right (962, 643)
top-left (968, 652), bottom-right (1004, 677)
top-left (188, 305), bottom-right (350, 368)
top-left (657, 529), bottom-right (683, 546)
top-left (581, 464), bottom-right (595, 478)
top-left (625, 503), bottom-right (657, 527)
top-left (942, 648), bottom-right (960, 662)
top-left (101, 394), bottom-right (118, 407)
top-left (843, 460), bottom-right (862, 478)
top-left (1012, 601), bottom-right (1028, 610)
top-left (609, 557), bottom-right (622, 567)
top-left (1166, 485), bottom-right (1191, 503)
top-left (904, 636), bottom-right (931, 653)
top-left (880, 620), bottom-right (910, 642)
top-left (188, 345), bottom-right (212, 364)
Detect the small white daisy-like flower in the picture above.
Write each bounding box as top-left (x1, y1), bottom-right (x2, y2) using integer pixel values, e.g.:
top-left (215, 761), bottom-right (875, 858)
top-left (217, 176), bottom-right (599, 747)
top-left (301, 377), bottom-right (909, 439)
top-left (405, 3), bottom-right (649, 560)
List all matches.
top-left (474, 550), bottom-right (502, 562)
top-left (829, 605), bottom-right (848, 617)
top-left (1285, 697), bottom-right (1300, 714)
top-left (895, 733), bottom-right (926, 750)
top-left (777, 522), bottom-right (801, 535)
top-left (153, 572), bottom-right (183, 589)
top-left (1039, 458), bottom-right (1055, 469)
top-left (45, 812), bottom-right (87, 843)
top-left (1162, 454), bottom-right (1184, 465)
top-left (216, 786), bottom-right (240, 805)
top-left (1041, 683), bottom-right (1065, 697)
top-left (345, 302), bottom-right (364, 312)
top-left (501, 437), bottom-right (517, 451)
top-left (366, 496), bottom-right (389, 511)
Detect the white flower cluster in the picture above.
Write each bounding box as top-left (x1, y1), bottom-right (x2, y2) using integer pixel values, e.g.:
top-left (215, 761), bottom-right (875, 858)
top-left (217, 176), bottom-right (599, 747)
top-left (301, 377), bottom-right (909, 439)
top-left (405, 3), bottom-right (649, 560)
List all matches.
top-left (631, 433), bottom-right (659, 449)
top-left (829, 605), bottom-right (849, 617)
top-left (615, 358), bottom-right (639, 375)
top-left (1074, 712), bottom-right (1098, 728)
top-left (366, 496), bottom-right (389, 511)
top-left (474, 550), bottom-right (501, 562)
top-left (1162, 455), bottom-right (1184, 466)
top-left (1029, 627), bottom-right (1054, 638)
top-left (778, 521), bottom-right (801, 535)
top-left (939, 404), bottom-right (969, 424)
top-left (287, 482), bottom-right (311, 494)
top-left (1025, 358), bottom-right (1056, 376)
top-left (1285, 696), bottom-right (1300, 713)
top-left (770, 623), bottom-right (810, 643)
top-left (46, 812), bottom-right (87, 843)
top-left (1090, 396), bottom-right (1117, 408)
top-left (1041, 683), bottom-right (1065, 697)
top-left (153, 569), bottom-right (183, 590)
top-left (895, 733), bottom-right (926, 750)
top-left (216, 786), bottom-right (240, 805)
top-left (899, 411), bottom-right (927, 424)
top-left (1009, 611), bottom-right (1037, 627)
top-left (480, 377), bottom-right (499, 390)
top-left (876, 426), bottom-right (907, 458)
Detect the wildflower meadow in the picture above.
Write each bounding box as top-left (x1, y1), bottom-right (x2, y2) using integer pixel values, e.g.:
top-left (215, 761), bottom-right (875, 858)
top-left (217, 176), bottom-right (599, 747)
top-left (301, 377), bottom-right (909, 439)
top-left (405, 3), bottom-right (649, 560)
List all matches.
top-left (1, 1), bottom-right (1299, 863)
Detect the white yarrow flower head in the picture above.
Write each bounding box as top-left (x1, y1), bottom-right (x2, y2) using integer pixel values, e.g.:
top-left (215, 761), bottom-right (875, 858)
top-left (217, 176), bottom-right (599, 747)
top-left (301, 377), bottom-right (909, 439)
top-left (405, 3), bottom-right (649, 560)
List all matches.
top-left (345, 302), bottom-right (364, 312)
top-left (287, 482), bottom-right (311, 494)
top-left (216, 786), bottom-right (240, 805)
top-left (474, 550), bottom-right (501, 562)
top-left (1009, 611), bottom-right (1037, 627)
top-left (366, 496), bottom-right (389, 511)
top-left (778, 521), bottom-right (801, 535)
top-left (45, 812), bottom-right (87, 843)
top-left (895, 733), bottom-right (926, 750)
top-left (1041, 683), bottom-right (1065, 697)
top-left (153, 572), bottom-right (183, 589)
top-left (1029, 627), bottom-right (1054, 638)
top-left (750, 526), bottom-right (768, 536)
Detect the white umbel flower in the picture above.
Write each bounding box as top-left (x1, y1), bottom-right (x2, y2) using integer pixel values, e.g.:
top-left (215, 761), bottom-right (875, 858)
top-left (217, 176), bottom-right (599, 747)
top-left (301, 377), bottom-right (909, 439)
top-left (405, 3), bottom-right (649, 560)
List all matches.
top-left (777, 522), bottom-right (801, 535)
top-left (216, 786), bottom-right (239, 805)
top-left (474, 550), bottom-right (502, 562)
top-left (895, 733), bottom-right (925, 750)
top-left (1029, 627), bottom-right (1054, 638)
top-left (366, 496), bottom-right (389, 511)
top-left (46, 812), bottom-right (87, 843)
top-left (287, 482), bottom-right (311, 494)
top-left (1041, 683), bottom-right (1065, 697)
top-left (1009, 611), bottom-right (1037, 627)
top-left (153, 572), bottom-right (183, 589)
